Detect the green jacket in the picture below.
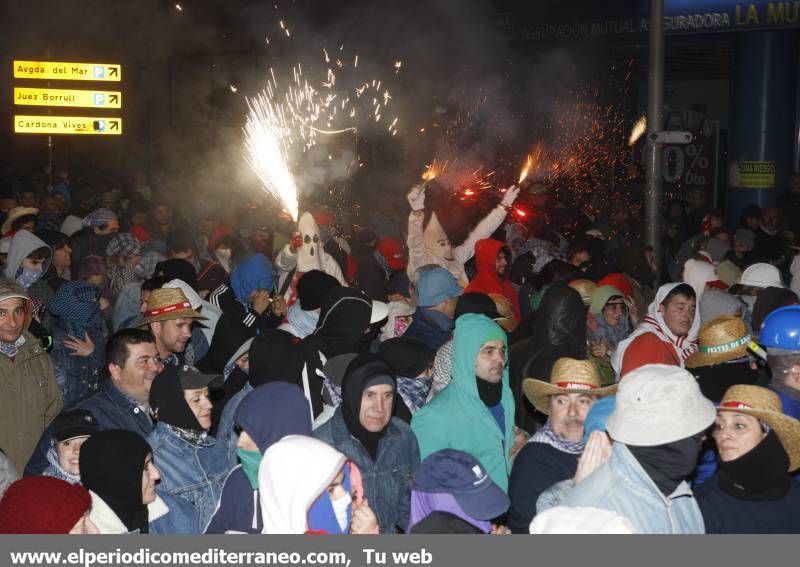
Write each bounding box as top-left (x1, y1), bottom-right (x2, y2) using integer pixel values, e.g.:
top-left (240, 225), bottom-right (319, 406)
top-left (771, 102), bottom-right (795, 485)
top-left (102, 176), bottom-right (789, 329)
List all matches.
top-left (411, 313), bottom-right (516, 492)
top-left (0, 329), bottom-right (62, 471)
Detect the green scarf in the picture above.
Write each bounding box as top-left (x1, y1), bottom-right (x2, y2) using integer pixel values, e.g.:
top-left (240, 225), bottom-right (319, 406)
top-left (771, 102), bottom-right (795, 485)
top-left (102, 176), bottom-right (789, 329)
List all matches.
top-left (236, 448), bottom-right (262, 489)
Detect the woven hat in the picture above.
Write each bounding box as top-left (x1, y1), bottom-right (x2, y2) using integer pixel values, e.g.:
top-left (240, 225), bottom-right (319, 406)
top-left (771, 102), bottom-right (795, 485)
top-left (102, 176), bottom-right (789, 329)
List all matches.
top-left (2, 207), bottom-right (39, 235)
top-left (568, 279), bottom-right (597, 306)
top-left (142, 287), bottom-right (206, 324)
top-left (718, 384), bottom-right (800, 471)
top-left (488, 293), bottom-right (518, 332)
top-left (685, 316), bottom-right (751, 369)
top-left (522, 357), bottom-right (617, 415)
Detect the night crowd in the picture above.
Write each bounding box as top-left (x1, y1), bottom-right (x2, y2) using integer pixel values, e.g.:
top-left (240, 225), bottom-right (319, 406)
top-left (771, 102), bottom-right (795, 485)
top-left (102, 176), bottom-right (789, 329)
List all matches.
top-left (0, 167), bottom-right (800, 534)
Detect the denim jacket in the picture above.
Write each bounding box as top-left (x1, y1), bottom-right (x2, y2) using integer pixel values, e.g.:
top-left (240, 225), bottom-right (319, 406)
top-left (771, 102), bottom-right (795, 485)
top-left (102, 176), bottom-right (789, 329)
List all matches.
top-left (146, 422), bottom-right (230, 531)
top-left (75, 380), bottom-right (154, 438)
top-left (50, 324), bottom-right (105, 408)
top-left (553, 442), bottom-right (706, 534)
top-left (313, 408), bottom-right (419, 533)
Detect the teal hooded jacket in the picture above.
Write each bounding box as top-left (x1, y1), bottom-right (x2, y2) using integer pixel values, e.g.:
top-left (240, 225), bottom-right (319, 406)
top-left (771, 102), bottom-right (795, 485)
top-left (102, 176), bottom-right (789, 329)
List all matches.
top-left (411, 313), bottom-right (516, 492)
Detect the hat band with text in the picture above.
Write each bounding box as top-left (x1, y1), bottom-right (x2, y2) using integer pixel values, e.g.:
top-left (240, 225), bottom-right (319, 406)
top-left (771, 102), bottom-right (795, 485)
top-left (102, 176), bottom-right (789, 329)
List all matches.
top-left (146, 301), bottom-right (191, 318)
top-left (697, 335), bottom-right (751, 354)
top-left (721, 400), bottom-right (753, 410)
top-left (553, 381), bottom-right (596, 390)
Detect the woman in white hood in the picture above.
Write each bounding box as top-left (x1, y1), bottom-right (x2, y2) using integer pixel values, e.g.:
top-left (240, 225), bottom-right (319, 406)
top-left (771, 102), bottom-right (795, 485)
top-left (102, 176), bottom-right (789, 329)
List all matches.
top-left (259, 435), bottom-right (378, 534)
top-left (274, 213), bottom-right (346, 306)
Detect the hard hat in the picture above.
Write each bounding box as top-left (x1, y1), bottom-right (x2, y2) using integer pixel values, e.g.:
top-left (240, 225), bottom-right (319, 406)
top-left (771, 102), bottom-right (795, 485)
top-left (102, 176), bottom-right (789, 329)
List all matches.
top-left (759, 305), bottom-right (800, 350)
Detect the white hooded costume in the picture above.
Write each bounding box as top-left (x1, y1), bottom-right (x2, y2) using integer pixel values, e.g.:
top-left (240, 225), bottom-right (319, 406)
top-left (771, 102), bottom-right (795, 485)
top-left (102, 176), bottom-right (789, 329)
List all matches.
top-left (406, 186), bottom-right (518, 287)
top-left (258, 435), bottom-right (346, 534)
top-left (274, 212), bottom-right (345, 305)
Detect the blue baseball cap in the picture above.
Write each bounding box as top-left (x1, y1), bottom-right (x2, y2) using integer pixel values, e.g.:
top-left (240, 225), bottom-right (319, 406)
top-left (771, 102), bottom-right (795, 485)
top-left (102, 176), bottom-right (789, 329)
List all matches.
top-left (416, 267), bottom-right (463, 307)
top-left (412, 449), bottom-right (509, 520)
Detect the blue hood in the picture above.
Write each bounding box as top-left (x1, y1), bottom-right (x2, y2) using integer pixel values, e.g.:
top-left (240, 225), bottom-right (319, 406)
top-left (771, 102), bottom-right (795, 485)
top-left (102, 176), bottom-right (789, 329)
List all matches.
top-left (230, 253), bottom-right (273, 304)
top-left (234, 382), bottom-right (311, 453)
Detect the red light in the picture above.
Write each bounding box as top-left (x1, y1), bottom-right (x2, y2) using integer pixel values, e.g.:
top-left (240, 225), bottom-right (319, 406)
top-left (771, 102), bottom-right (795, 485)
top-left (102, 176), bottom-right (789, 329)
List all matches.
top-left (464, 189), bottom-right (475, 196)
top-left (515, 208), bottom-right (527, 218)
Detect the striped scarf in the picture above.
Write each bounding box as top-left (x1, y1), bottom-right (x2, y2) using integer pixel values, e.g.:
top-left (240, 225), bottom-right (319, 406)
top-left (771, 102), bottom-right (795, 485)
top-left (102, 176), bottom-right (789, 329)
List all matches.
top-left (529, 419), bottom-right (586, 455)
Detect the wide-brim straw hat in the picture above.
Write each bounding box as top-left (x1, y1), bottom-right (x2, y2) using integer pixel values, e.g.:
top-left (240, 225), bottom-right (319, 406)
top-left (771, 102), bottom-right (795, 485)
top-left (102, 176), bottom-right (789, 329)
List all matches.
top-left (142, 287), bottom-right (207, 325)
top-left (523, 357), bottom-right (617, 415)
top-left (568, 279), bottom-right (597, 307)
top-left (718, 384), bottom-right (800, 471)
top-left (2, 207), bottom-right (39, 235)
top-left (685, 316), bottom-right (751, 369)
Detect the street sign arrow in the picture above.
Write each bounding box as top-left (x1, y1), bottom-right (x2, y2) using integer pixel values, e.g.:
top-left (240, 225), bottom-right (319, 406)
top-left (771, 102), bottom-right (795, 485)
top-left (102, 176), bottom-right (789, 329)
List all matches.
top-left (109, 66), bottom-right (119, 77)
top-left (109, 94), bottom-right (119, 104)
top-left (110, 120), bottom-right (119, 131)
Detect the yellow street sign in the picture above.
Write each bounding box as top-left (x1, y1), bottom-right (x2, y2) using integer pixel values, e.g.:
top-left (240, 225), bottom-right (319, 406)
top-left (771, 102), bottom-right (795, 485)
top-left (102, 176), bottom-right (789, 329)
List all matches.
top-left (14, 115), bottom-right (122, 135)
top-left (14, 87), bottom-right (121, 109)
top-left (13, 60), bottom-right (121, 82)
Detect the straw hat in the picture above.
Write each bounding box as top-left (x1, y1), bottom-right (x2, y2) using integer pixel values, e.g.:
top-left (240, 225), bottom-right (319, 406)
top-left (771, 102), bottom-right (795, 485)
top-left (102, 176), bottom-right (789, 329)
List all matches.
top-left (142, 287), bottom-right (207, 325)
top-left (568, 279), bottom-right (597, 306)
top-left (2, 207), bottom-right (39, 235)
top-left (523, 357), bottom-right (617, 415)
top-left (685, 316), bottom-right (751, 369)
top-left (718, 385), bottom-right (800, 471)
top-left (488, 293), bottom-right (519, 332)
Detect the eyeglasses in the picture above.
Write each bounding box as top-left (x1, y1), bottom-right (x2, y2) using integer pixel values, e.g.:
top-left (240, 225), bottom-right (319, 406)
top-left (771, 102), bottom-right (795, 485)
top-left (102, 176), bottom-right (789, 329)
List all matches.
top-left (604, 302), bottom-right (627, 312)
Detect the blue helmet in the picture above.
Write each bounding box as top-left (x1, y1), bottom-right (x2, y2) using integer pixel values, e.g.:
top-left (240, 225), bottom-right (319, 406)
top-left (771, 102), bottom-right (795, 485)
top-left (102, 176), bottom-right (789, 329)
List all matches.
top-left (759, 305), bottom-right (800, 350)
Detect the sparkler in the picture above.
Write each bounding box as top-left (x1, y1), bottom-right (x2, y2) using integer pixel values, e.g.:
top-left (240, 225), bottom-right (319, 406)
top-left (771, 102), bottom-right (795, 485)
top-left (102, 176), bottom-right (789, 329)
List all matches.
top-left (422, 159), bottom-right (448, 181)
top-left (518, 142), bottom-right (548, 184)
top-left (629, 116), bottom-right (646, 146)
top-left (243, 94), bottom-right (299, 221)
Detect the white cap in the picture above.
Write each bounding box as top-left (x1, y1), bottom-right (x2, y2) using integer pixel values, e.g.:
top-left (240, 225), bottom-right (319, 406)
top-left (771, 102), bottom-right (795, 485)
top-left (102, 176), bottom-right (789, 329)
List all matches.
top-left (530, 506), bottom-right (635, 534)
top-left (164, 279), bottom-right (202, 310)
top-left (738, 263), bottom-right (784, 289)
top-left (606, 364), bottom-right (716, 447)
top-left (370, 300), bottom-right (389, 324)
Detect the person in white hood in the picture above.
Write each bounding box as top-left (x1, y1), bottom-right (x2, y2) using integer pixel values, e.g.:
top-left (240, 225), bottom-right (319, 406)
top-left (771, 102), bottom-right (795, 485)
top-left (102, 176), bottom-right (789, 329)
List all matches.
top-left (274, 212), bottom-right (346, 307)
top-left (258, 435), bottom-right (378, 534)
top-left (406, 184), bottom-right (520, 287)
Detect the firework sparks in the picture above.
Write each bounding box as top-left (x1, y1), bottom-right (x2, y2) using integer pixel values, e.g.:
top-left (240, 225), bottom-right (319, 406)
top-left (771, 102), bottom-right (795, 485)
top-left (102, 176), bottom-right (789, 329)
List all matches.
top-left (174, 3), bottom-right (183, 12)
top-left (628, 115), bottom-right (647, 146)
top-left (243, 94), bottom-right (299, 222)
top-left (519, 155), bottom-right (533, 184)
top-left (422, 159), bottom-right (448, 181)
top-left (394, 61), bottom-right (403, 74)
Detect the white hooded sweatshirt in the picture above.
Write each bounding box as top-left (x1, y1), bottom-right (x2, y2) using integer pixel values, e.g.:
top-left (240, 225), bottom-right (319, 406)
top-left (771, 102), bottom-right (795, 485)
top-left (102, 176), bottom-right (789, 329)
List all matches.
top-left (259, 435), bottom-right (346, 534)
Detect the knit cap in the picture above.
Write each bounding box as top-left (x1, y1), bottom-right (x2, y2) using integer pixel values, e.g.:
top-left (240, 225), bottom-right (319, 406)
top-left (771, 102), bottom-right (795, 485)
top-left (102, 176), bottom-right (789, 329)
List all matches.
top-left (0, 476), bottom-right (90, 533)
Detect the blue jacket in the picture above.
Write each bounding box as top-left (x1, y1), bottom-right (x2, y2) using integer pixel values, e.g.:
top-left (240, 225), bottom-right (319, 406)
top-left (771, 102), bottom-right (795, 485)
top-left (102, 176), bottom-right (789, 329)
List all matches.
top-left (507, 442), bottom-right (578, 533)
top-left (150, 491), bottom-right (201, 534)
top-left (215, 383), bottom-right (253, 470)
top-left (75, 380), bottom-right (154, 438)
top-left (314, 408), bottom-right (419, 533)
top-left (411, 314), bottom-right (516, 492)
top-left (146, 422), bottom-right (230, 531)
top-left (695, 474), bottom-right (800, 533)
top-left (204, 466), bottom-right (262, 534)
top-left (50, 323), bottom-right (105, 408)
top-left (556, 442), bottom-right (706, 534)
top-left (402, 307), bottom-right (453, 352)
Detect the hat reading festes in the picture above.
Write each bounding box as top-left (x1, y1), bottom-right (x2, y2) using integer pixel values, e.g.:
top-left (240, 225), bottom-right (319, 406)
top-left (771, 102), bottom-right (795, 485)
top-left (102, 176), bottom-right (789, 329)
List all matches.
top-left (143, 287), bottom-right (207, 325)
top-left (412, 449), bottom-right (510, 521)
top-left (522, 357), bottom-right (617, 415)
top-left (718, 384), bottom-right (800, 471)
top-left (685, 316), bottom-right (751, 369)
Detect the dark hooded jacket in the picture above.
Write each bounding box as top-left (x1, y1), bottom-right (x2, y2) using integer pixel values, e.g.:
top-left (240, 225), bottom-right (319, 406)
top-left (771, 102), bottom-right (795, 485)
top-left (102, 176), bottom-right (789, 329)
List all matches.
top-left (205, 383), bottom-right (312, 533)
top-left (464, 239), bottom-right (521, 322)
top-left (301, 286), bottom-right (373, 416)
top-left (349, 229), bottom-right (389, 302)
top-left (508, 284), bottom-right (587, 432)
